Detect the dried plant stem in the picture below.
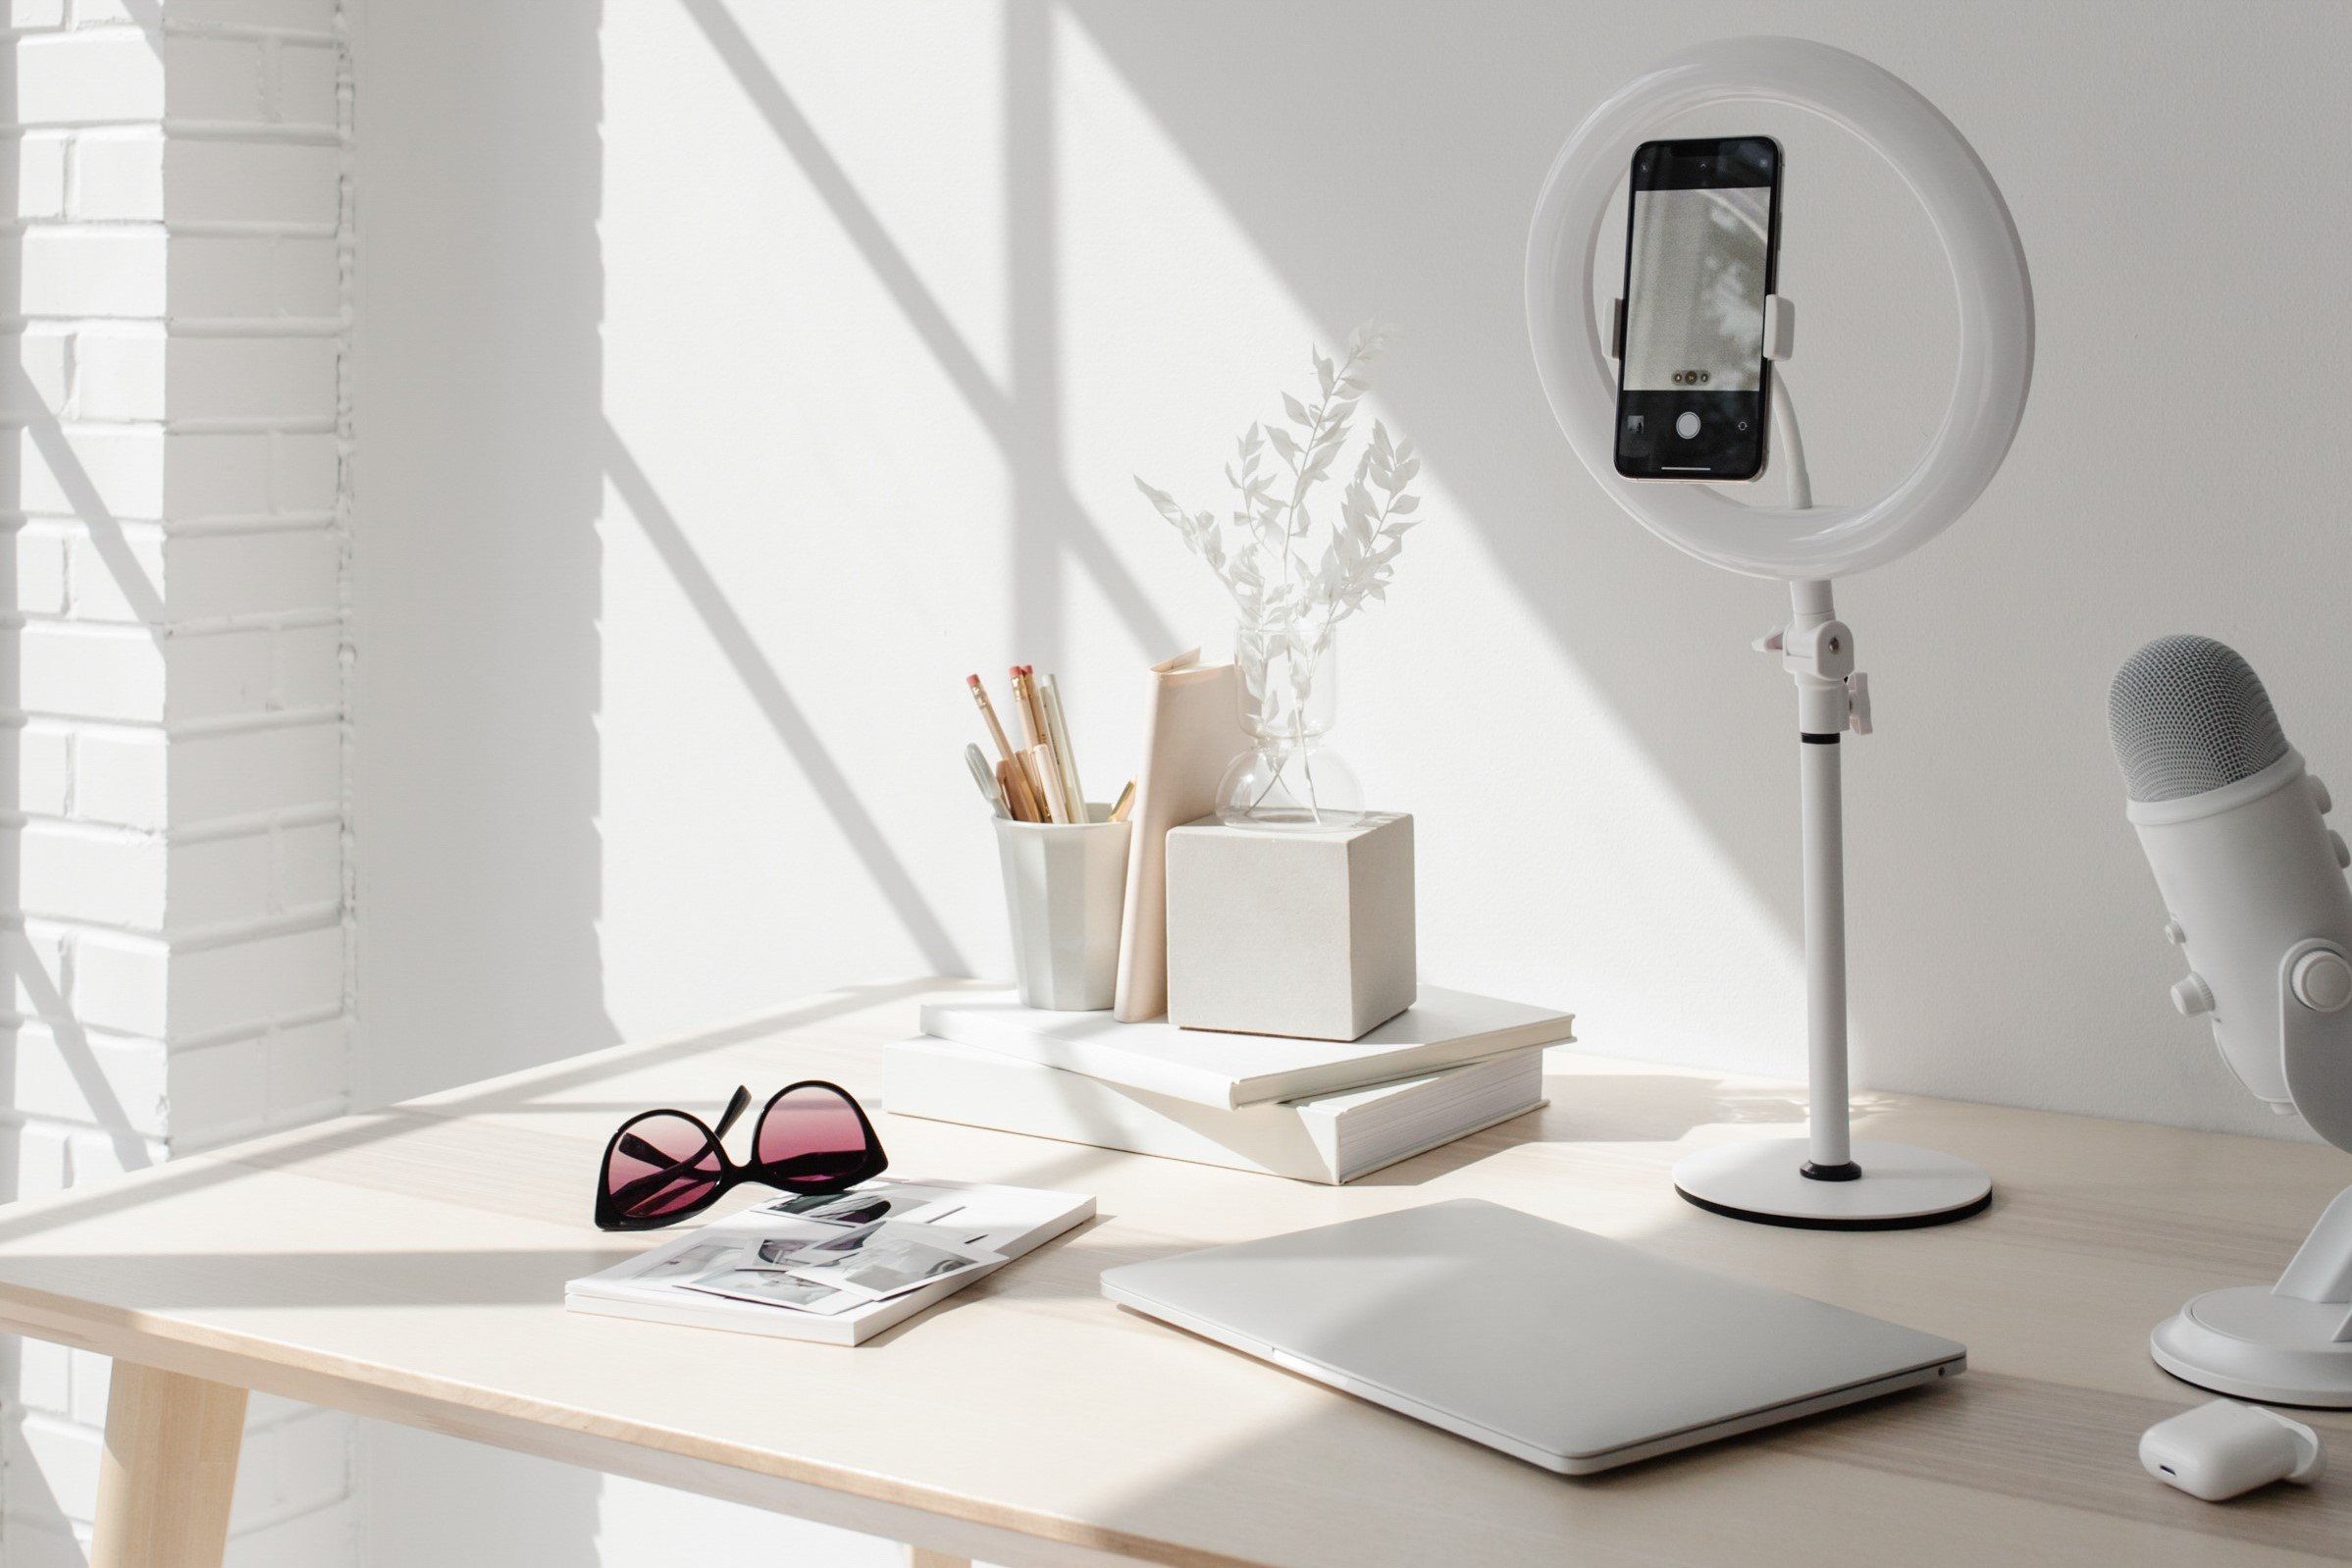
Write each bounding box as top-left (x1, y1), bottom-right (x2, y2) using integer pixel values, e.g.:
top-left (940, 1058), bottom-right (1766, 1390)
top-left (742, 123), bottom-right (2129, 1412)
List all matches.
top-left (1136, 320), bottom-right (1432, 825)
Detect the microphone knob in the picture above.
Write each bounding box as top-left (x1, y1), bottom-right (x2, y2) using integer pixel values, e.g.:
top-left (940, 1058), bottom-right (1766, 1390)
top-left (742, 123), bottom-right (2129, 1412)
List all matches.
top-left (2332, 830), bottom-right (2350, 870)
top-left (2171, 974), bottom-right (2217, 1017)
top-left (2163, 918), bottom-right (2187, 946)
top-left (2314, 774), bottom-right (2334, 814)
top-left (2292, 951), bottom-right (2352, 1014)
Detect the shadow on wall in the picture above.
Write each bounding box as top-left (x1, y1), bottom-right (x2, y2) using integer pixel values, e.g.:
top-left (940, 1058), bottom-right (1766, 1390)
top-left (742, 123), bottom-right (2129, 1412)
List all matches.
top-left (354, 0), bottom-right (616, 1106)
top-left (0, 21), bottom-right (186, 1556)
top-left (1062, 0), bottom-right (2352, 1128)
top-left (601, 426), bottom-right (967, 974)
top-left (678, 0), bottom-right (1180, 681)
top-left (353, 0), bottom-right (608, 1562)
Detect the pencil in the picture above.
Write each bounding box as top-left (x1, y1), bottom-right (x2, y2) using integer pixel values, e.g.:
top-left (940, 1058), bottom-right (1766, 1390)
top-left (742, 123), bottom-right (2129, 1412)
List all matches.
top-left (1010, 665), bottom-right (1047, 751)
top-left (997, 758), bottom-right (1042, 822)
top-left (1011, 666), bottom-right (1069, 821)
top-left (1108, 778), bottom-right (1135, 823)
top-left (1019, 747), bottom-right (1064, 823)
top-left (967, 674), bottom-right (1018, 764)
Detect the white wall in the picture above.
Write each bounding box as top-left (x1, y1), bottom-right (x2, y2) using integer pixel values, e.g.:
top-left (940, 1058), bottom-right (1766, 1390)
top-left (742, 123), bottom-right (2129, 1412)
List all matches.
top-left (350, 0), bottom-right (2352, 1561)
top-left (3, 3), bottom-right (360, 1561)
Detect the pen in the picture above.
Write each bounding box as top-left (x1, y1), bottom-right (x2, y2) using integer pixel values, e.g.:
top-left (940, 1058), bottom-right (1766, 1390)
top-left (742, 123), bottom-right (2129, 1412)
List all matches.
top-left (996, 758), bottom-right (1042, 822)
top-left (966, 743), bottom-right (1008, 817)
top-left (1039, 675), bottom-right (1087, 822)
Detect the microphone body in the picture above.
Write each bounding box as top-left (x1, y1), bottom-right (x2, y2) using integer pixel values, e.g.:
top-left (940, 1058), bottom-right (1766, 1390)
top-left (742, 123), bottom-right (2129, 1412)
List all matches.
top-left (2110, 637), bottom-right (2352, 1147)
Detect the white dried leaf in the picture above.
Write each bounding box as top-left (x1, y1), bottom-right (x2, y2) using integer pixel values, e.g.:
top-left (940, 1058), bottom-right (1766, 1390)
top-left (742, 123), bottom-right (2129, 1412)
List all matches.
top-left (1141, 323), bottom-right (1434, 633)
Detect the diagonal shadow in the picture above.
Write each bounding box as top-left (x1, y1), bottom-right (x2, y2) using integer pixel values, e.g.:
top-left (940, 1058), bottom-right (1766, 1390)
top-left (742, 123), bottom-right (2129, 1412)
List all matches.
top-left (677, 0), bottom-right (1181, 662)
top-left (395, 978), bottom-right (953, 1115)
top-left (19, 393), bottom-right (167, 637)
top-left (1005, 0), bottom-right (1062, 668)
top-left (0, 980), bottom-right (946, 1248)
top-left (601, 426), bottom-right (968, 976)
top-left (0, 1247), bottom-right (643, 1311)
top-left (0, 116), bottom-right (157, 1189)
top-left (5, 936), bottom-right (154, 1174)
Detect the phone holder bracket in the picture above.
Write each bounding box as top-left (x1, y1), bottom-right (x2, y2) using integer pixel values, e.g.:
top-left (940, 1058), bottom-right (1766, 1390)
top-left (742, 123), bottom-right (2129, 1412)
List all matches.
top-left (1763, 294), bottom-right (1795, 362)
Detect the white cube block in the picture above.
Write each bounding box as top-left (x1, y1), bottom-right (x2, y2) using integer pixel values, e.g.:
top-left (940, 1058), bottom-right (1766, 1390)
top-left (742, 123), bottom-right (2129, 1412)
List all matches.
top-left (1165, 812), bottom-right (1415, 1041)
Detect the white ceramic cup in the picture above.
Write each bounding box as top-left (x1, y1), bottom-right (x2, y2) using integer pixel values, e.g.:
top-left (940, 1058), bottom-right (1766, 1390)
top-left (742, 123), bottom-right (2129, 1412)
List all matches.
top-left (994, 810), bottom-right (1130, 1011)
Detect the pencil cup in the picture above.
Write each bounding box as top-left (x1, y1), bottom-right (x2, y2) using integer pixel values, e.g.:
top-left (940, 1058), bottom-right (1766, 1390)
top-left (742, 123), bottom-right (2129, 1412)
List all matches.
top-left (995, 810), bottom-right (1130, 1011)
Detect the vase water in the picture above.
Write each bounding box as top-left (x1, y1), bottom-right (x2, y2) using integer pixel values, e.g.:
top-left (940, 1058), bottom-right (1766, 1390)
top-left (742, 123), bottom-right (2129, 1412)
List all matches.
top-left (1216, 618), bottom-right (1364, 831)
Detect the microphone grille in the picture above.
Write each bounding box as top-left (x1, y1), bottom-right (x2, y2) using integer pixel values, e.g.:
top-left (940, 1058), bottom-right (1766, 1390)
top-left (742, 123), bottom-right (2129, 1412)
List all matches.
top-left (2108, 634), bottom-right (2288, 803)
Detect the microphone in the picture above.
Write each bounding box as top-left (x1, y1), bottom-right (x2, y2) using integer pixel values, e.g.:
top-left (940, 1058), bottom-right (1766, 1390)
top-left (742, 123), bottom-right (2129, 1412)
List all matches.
top-left (2108, 635), bottom-right (2352, 1145)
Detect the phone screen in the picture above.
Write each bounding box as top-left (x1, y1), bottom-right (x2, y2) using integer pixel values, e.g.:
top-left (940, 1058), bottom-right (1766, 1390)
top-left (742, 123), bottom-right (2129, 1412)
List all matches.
top-left (1614, 137), bottom-right (1780, 482)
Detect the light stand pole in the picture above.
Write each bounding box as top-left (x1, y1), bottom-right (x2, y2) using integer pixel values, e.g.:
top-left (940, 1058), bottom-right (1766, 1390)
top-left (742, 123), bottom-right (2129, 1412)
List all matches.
top-left (1525, 35), bottom-right (2034, 1229)
top-left (1669, 382), bottom-right (1992, 1228)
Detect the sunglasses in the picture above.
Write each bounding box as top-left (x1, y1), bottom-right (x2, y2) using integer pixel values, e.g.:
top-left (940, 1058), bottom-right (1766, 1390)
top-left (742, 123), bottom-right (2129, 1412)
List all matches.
top-left (595, 1080), bottom-right (889, 1231)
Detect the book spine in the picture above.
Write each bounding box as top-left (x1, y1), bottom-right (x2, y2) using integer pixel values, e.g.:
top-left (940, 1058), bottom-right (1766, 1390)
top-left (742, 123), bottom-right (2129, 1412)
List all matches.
top-left (1249, 1022), bottom-right (1574, 1106)
top-left (887, 1039), bottom-right (1341, 1182)
top-left (565, 1290), bottom-right (860, 1345)
top-left (916, 1003), bottom-right (1239, 1108)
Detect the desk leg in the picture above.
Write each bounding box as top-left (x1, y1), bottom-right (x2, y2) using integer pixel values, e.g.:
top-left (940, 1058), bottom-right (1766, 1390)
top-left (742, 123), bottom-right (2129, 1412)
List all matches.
top-left (904, 1549), bottom-right (971, 1568)
top-left (90, 1361), bottom-right (247, 1568)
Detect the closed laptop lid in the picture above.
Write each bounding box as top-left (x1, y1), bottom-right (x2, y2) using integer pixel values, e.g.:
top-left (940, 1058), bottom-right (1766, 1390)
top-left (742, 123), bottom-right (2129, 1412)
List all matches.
top-left (1101, 1199), bottom-right (1964, 1467)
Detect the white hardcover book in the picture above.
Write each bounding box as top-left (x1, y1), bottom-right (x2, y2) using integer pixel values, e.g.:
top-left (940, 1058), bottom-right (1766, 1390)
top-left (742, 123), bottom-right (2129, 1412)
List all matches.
top-left (917, 985), bottom-right (1575, 1109)
top-left (564, 1177), bottom-right (1092, 1346)
top-left (885, 1036), bottom-right (1549, 1184)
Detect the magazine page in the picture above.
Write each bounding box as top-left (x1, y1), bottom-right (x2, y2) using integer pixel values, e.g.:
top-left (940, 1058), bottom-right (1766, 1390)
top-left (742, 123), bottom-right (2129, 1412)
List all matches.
top-left (568, 1177), bottom-right (1093, 1335)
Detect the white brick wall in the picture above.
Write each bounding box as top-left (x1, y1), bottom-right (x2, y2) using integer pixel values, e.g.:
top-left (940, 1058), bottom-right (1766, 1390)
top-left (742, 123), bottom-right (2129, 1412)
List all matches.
top-left (0, 1), bottom-right (356, 1562)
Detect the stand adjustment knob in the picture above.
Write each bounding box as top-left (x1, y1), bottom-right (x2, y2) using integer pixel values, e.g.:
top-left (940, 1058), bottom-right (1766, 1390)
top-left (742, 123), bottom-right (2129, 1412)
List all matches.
top-left (2314, 775), bottom-right (2334, 814)
top-left (2171, 974), bottom-right (2216, 1017)
top-left (1847, 672), bottom-right (1872, 735)
top-left (2332, 831), bottom-right (2350, 870)
top-left (2292, 951), bottom-right (2352, 1014)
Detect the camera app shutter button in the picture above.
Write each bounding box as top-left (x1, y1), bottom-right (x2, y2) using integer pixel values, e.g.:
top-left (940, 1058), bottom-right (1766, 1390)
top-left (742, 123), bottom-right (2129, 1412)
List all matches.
top-left (1674, 411), bottom-right (1701, 439)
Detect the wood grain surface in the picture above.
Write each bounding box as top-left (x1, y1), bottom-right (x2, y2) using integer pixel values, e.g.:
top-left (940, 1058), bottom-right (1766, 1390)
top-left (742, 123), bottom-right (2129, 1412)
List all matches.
top-left (0, 977), bottom-right (2342, 1567)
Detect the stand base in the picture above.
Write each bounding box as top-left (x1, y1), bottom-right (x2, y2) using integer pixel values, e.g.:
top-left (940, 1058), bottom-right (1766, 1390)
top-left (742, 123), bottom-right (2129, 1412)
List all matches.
top-left (2152, 1286), bottom-right (2352, 1408)
top-left (1672, 1139), bottom-right (1993, 1230)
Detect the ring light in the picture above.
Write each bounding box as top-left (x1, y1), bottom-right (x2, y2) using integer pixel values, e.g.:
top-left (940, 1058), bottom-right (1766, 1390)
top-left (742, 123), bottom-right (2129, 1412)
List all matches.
top-left (1525, 38), bottom-right (2035, 1228)
top-left (1525, 35), bottom-right (2033, 580)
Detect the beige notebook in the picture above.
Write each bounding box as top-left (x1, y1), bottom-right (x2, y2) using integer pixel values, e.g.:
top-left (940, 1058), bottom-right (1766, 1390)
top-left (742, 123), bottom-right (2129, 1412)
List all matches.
top-left (1114, 649), bottom-right (1250, 1021)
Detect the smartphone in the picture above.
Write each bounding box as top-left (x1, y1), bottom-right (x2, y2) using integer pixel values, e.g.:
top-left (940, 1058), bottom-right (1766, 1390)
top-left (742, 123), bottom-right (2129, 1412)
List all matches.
top-left (1613, 136), bottom-right (1782, 482)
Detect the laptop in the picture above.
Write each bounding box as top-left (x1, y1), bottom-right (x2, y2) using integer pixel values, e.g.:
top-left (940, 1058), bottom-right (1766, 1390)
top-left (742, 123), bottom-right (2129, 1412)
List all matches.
top-left (1100, 1199), bottom-right (1964, 1474)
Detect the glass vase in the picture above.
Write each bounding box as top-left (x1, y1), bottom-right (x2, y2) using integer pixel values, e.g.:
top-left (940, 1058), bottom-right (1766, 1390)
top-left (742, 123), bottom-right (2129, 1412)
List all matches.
top-left (1215, 618), bottom-right (1366, 831)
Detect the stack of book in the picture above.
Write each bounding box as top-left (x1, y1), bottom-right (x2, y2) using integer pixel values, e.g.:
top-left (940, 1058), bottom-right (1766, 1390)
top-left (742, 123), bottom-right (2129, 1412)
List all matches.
top-left (885, 986), bottom-right (1575, 1184)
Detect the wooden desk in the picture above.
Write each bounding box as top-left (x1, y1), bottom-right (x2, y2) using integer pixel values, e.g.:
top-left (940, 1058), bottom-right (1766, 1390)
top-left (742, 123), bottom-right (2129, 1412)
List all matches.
top-left (0, 979), bottom-right (2346, 1567)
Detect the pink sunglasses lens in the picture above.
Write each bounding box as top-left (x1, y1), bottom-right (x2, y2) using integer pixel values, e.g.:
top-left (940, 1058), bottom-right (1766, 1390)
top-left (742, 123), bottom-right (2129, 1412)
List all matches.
top-left (756, 1085), bottom-right (873, 1186)
top-left (604, 1113), bottom-right (721, 1220)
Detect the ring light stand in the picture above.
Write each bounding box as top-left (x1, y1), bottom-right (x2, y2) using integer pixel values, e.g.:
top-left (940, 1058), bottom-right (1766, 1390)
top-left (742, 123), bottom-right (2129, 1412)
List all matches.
top-left (1526, 37), bottom-right (2033, 1228)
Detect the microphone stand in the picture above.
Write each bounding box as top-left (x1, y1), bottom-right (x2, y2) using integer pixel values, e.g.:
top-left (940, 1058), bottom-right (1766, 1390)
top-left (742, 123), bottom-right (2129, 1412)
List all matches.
top-left (1669, 377), bottom-right (1995, 1228)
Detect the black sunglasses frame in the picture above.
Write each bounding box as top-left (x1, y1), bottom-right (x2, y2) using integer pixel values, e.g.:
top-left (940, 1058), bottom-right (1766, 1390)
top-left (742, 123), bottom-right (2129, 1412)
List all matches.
top-left (594, 1079), bottom-right (890, 1231)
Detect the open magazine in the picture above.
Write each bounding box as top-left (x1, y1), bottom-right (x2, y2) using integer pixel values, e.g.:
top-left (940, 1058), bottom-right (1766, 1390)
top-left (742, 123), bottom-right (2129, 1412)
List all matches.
top-left (565, 1177), bottom-right (1094, 1346)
